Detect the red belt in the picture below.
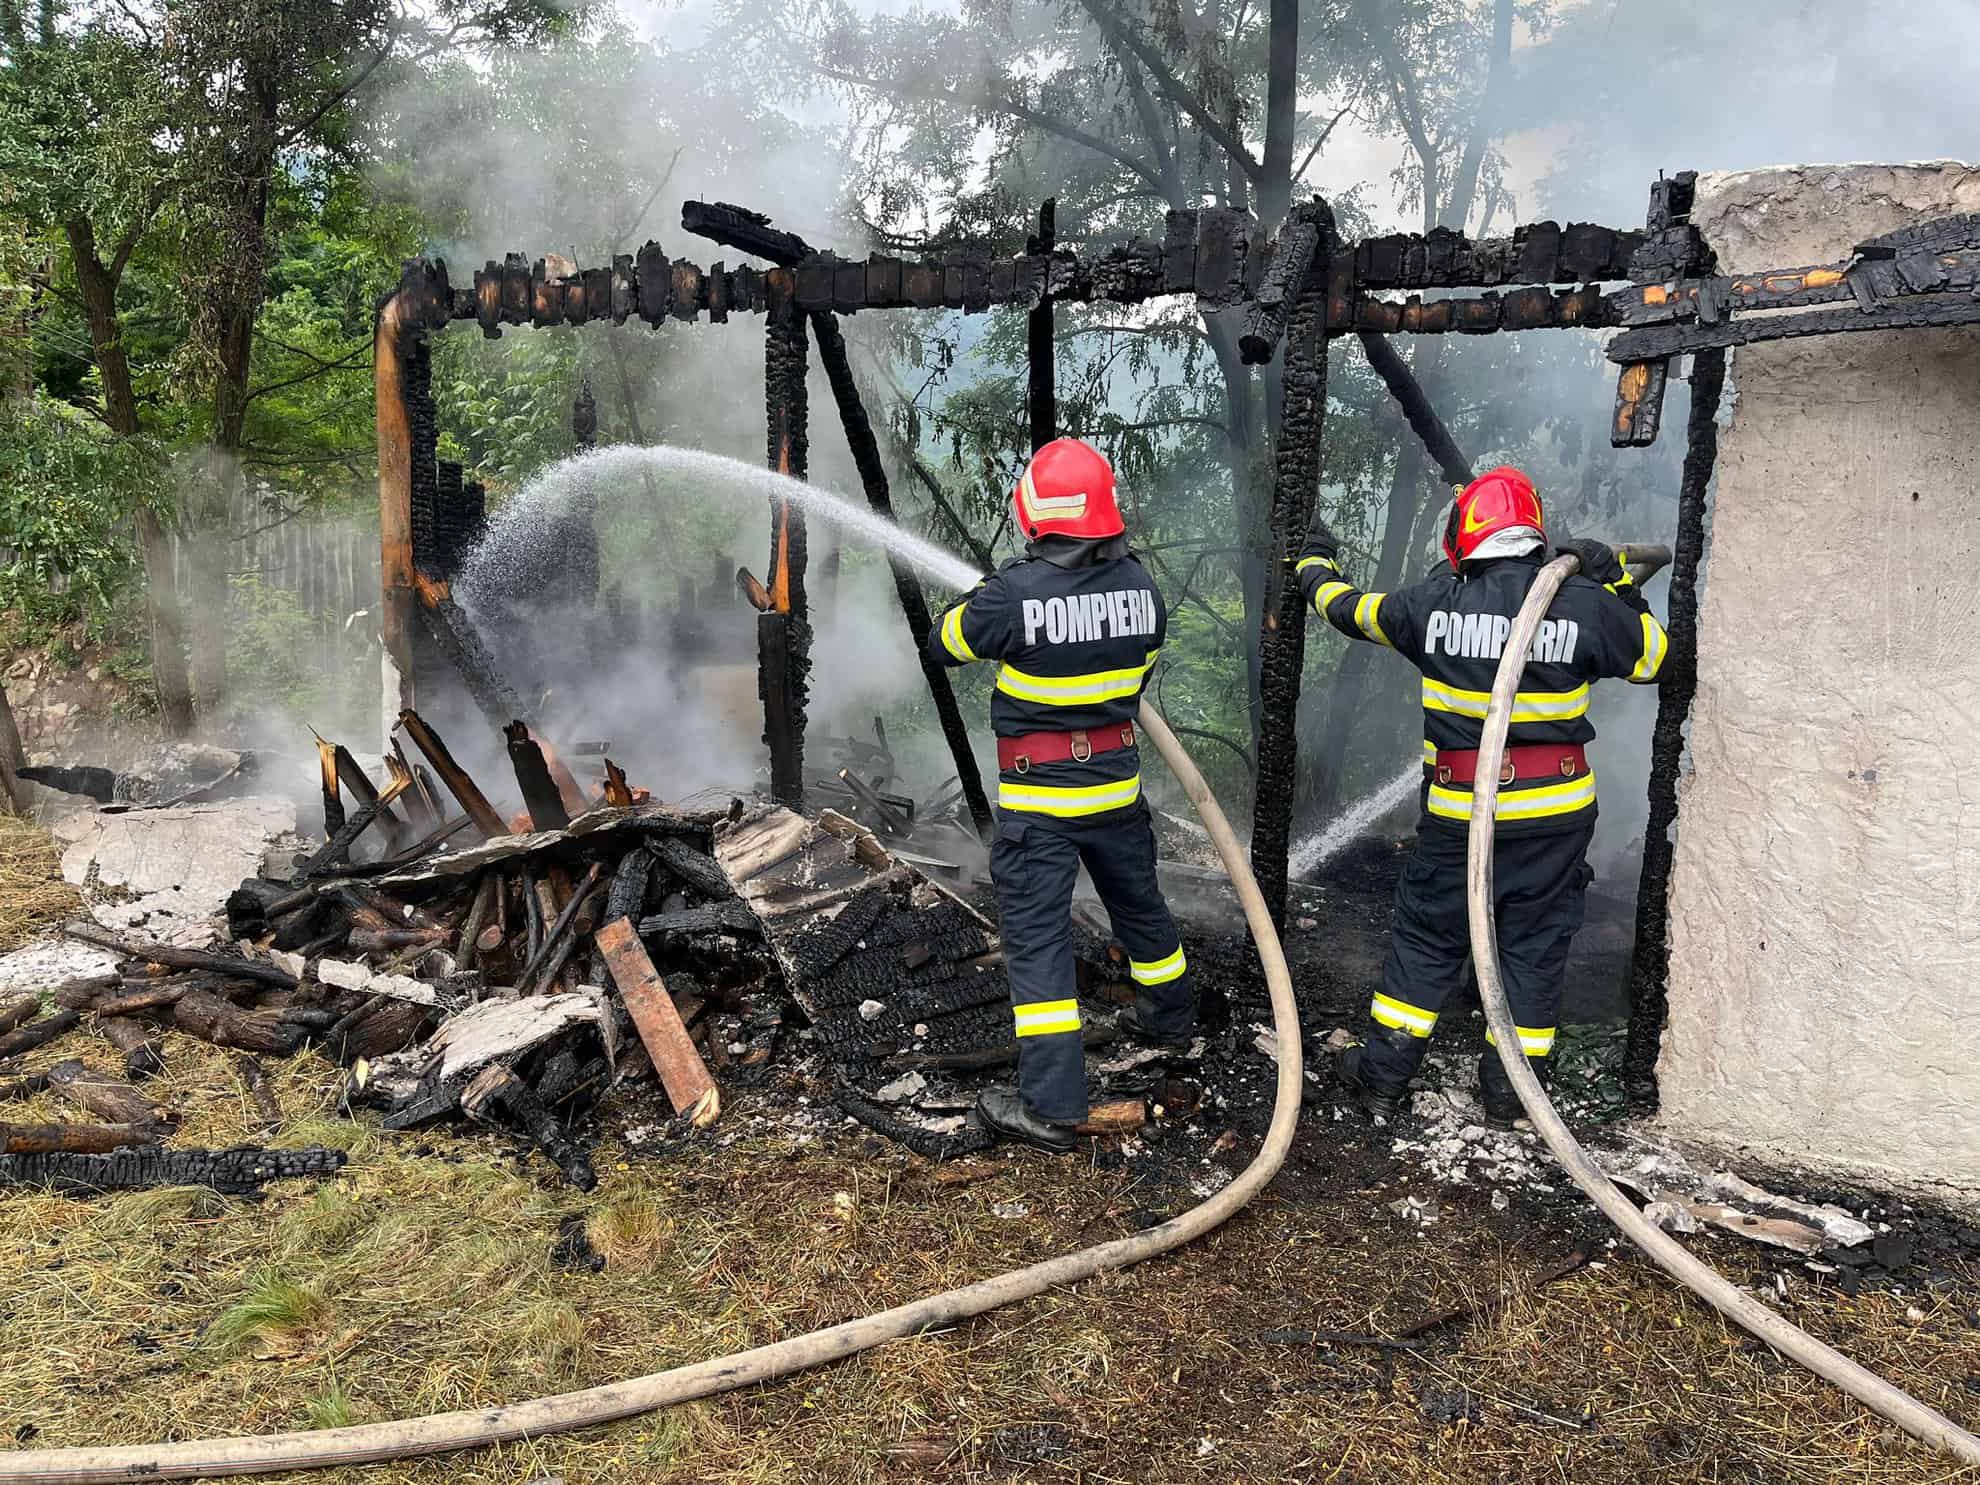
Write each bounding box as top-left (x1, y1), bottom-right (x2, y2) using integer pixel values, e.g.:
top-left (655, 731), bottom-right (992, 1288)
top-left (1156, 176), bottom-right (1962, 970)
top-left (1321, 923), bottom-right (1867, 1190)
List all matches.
top-left (998, 723), bottom-right (1138, 773)
top-left (1434, 742), bottom-right (1586, 787)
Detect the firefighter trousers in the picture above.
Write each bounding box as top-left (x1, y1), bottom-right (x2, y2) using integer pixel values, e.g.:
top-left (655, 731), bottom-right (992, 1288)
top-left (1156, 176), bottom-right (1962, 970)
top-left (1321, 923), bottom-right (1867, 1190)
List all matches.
top-left (990, 798), bottom-right (1195, 1124)
top-left (1360, 819), bottom-right (1594, 1091)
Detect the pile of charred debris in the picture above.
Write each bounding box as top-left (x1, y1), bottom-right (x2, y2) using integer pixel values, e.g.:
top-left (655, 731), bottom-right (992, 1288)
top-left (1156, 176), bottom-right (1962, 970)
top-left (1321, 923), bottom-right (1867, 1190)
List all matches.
top-left (0, 707), bottom-right (1158, 1197)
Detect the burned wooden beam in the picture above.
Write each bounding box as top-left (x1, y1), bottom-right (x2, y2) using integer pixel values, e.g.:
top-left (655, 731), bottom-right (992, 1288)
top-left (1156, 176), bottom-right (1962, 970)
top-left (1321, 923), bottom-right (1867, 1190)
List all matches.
top-left (172, 991), bottom-right (307, 1058)
top-left (505, 721), bottom-right (571, 832)
top-left (315, 735), bottom-right (345, 838)
top-left (645, 834), bottom-right (736, 901)
top-left (376, 278), bottom-right (424, 725)
top-left (63, 923), bottom-right (299, 990)
top-left (1249, 200), bottom-right (1336, 930)
top-left (1610, 171), bottom-right (1710, 449)
top-left (397, 708), bottom-right (509, 839)
top-left (603, 847), bottom-right (653, 926)
top-left (1356, 332), bottom-right (1475, 487)
top-left (762, 266), bottom-right (812, 810)
top-left (596, 918), bottom-right (716, 1116)
top-left (806, 309), bottom-right (994, 842)
top-left (681, 200), bottom-right (810, 267)
top-left (635, 900), bottom-right (761, 940)
top-left (1608, 291), bottom-right (1980, 363)
top-left (0, 1144), bottom-right (346, 1196)
top-left (328, 742), bottom-right (409, 852)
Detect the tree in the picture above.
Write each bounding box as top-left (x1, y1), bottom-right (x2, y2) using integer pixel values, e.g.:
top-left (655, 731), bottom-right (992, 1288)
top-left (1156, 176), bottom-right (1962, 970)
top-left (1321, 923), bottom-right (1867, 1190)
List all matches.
top-left (0, 0), bottom-right (195, 731)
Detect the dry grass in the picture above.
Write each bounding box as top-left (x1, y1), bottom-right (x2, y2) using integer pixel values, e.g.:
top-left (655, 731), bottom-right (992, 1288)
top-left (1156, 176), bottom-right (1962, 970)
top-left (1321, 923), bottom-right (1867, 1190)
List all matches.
top-left (2, 1033), bottom-right (1976, 1485)
top-left (0, 813), bottom-right (82, 953)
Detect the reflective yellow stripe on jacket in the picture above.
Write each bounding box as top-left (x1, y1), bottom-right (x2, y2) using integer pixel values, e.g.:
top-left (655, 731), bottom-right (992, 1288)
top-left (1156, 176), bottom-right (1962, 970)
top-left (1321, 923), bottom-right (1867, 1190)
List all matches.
top-left (998, 775), bottom-right (1142, 818)
top-left (1426, 770), bottom-right (1596, 823)
top-left (1421, 677), bottom-right (1591, 724)
top-left (1632, 612), bottom-right (1668, 682)
top-left (940, 604), bottom-right (979, 663)
top-left (995, 653), bottom-right (1159, 705)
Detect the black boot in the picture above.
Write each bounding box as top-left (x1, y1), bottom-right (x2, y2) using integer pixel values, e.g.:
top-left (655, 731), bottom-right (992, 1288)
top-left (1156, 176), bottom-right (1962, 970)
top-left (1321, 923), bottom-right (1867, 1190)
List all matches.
top-left (1478, 1050), bottom-right (1551, 1127)
top-left (1336, 1025), bottom-right (1420, 1122)
top-left (975, 1088), bottom-right (1078, 1155)
top-left (1116, 998), bottom-right (1196, 1051)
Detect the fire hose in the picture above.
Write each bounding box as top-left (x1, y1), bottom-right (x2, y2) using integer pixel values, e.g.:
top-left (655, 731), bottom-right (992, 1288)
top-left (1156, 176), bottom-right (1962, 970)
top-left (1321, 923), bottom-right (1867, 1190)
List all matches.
top-left (1472, 551), bottom-right (1980, 1467)
top-left (0, 701), bottom-right (1303, 1484)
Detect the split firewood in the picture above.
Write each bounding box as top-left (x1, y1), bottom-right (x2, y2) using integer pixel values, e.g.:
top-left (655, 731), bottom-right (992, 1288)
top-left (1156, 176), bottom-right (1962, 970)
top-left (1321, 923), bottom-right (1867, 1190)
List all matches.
top-left (387, 741), bottom-right (438, 829)
top-left (0, 1007), bottom-right (82, 1061)
top-left (63, 924), bottom-right (299, 990)
top-left (645, 834), bottom-right (736, 901)
top-left (96, 1018), bottom-right (166, 1081)
top-left (594, 918), bottom-right (715, 1116)
top-left (45, 1059), bottom-right (168, 1128)
top-left (397, 708), bottom-right (508, 838)
top-left (353, 885), bottom-right (451, 936)
top-left (457, 873), bottom-right (498, 972)
top-left (336, 998), bottom-right (432, 1062)
top-left (715, 810), bottom-right (812, 883)
top-left (523, 866), bottom-right (549, 962)
top-left (817, 808), bottom-right (891, 870)
top-left (523, 863), bottom-right (607, 994)
top-left (0, 1144), bottom-right (347, 1196)
top-left (1073, 1097), bottom-right (1147, 1137)
top-left (1, 1121), bottom-right (158, 1155)
top-left (505, 721), bottom-right (571, 831)
top-left (0, 995), bottom-right (39, 1036)
top-left (460, 1063), bottom-right (596, 1190)
top-left (328, 739), bottom-right (409, 851)
top-left (604, 847), bottom-right (654, 926)
top-left (235, 1056), bottom-right (283, 1129)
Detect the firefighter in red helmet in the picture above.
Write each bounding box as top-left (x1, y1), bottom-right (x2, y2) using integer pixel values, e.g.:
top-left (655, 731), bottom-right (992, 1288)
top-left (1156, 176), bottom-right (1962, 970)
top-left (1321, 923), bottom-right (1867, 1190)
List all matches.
top-left (928, 437), bottom-right (1198, 1152)
top-left (1297, 466), bottom-right (1669, 1124)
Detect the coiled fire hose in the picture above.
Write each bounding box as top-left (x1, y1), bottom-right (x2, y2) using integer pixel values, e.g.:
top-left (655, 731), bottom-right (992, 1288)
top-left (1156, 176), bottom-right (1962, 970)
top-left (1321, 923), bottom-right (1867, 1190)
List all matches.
top-left (1472, 552), bottom-right (1980, 1466)
top-left (0, 702), bottom-right (1302, 1484)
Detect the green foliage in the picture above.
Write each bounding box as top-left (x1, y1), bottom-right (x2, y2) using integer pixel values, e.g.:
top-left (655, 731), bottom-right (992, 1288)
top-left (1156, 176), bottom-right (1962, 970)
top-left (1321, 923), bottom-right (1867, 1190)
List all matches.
top-left (0, 401), bottom-right (157, 627)
top-left (218, 569), bottom-right (371, 733)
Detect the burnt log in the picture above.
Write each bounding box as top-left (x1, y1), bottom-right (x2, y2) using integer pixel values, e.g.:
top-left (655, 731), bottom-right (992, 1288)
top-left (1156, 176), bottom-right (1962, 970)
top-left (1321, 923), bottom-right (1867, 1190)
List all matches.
top-left (0, 995), bottom-right (37, 1036)
top-left (461, 1063), bottom-right (596, 1190)
top-left (681, 201), bottom-right (810, 268)
top-left (45, 1059), bottom-right (166, 1128)
top-left (505, 721), bottom-right (571, 831)
top-left (522, 861), bottom-right (606, 994)
top-left (91, 981), bottom-right (193, 1018)
top-left (456, 872), bottom-right (498, 973)
top-left (604, 847), bottom-right (654, 927)
top-left (0, 1073), bottom-right (47, 1102)
top-left (348, 927), bottom-right (447, 955)
top-left (172, 991), bottom-right (305, 1057)
top-left (50, 974), bottom-right (120, 1009)
top-left (0, 1007), bottom-right (82, 1061)
top-left (832, 1087), bottom-right (993, 1160)
top-left (96, 1017), bottom-right (166, 1080)
top-left (1238, 213), bottom-right (1325, 365)
top-left (635, 901), bottom-right (761, 940)
top-left (762, 269), bottom-right (812, 809)
top-left (290, 774), bottom-right (414, 882)
top-left (316, 736), bottom-right (346, 838)
top-left (645, 835), bottom-right (735, 901)
top-left (334, 997), bottom-right (433, 1063)
top-left (15, 764), bottom-right (116, 802)
top-left (0, 1144), bottom-right (346, 1196)
top-left (1027, 198), bottom-right (1058, 447)
top-left (1, 1120), bottom-right (157, 1155)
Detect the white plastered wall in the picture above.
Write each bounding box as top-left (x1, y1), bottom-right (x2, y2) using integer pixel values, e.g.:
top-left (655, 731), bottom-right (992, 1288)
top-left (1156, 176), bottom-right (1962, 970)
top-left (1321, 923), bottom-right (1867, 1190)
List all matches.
top-left (1660, 162), bottom-right (1980, 1197)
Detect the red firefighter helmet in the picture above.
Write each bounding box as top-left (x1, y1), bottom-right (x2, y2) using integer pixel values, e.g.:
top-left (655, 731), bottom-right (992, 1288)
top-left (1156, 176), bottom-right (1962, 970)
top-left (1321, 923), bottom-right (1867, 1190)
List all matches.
top-left (1441, 466), bottom-right (1545, 572)
top-left (1012, 437), bottom-right (1125, 542)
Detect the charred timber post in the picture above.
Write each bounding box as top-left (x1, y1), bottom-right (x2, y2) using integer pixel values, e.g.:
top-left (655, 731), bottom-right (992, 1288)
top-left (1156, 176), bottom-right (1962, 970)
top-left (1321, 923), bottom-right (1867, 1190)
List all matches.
top-left (808, 311), bottom-right (997, 842)
top-left (1623, 344), bottom-right (1725, 1112)
top-left (1238, 213), bottom-right (1325, 366)
top-left (1356, 331), bottom-right (1475, 488)
top-left (1249, 200), bottom-right (1337, 929)
top-left (762, 268), bottom-right (812, 809)
top-left (1027, 198), bottom-right (1058, 450)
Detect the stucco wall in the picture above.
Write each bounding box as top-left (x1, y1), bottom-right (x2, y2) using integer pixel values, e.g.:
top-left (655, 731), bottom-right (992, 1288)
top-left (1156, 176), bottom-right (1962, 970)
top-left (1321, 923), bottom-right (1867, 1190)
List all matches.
top-left (1659, 162), bottom-right (1980, 1197)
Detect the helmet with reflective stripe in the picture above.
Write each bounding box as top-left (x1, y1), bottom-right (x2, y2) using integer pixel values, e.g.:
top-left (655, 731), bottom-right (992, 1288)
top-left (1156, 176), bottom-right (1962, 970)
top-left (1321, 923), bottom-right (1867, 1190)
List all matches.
top-left (1012, 437), bottom-right (1125, 541)
top-left (1442, 465), bottom-right (1544, 572)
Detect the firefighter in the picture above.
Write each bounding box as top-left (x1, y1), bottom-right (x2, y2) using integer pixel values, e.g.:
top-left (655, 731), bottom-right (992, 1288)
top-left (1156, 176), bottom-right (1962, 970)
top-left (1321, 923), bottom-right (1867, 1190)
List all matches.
top-left (1296, 466), bottom-right (1667, 1124)
top-left (928, 437), bottom-right (1197, 1153)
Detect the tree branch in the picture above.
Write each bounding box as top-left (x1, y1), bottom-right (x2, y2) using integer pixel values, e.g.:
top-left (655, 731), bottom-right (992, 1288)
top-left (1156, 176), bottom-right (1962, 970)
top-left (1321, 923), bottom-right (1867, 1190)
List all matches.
top-left (1293, 102), bottom-right (1355, 185)
top-left (1079, 0), bottom-right (1262, 184)
top-left (904, 457), bottom-right (997, 573)
top-left (811, 60), bottom-right (1167, 193)
top-left (244, 345), bottom-right (369, 404)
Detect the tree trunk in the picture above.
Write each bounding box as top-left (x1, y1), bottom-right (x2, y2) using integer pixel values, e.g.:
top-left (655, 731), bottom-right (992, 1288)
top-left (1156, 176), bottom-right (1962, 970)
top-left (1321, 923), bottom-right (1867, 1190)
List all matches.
top-left (64, 220), bottom-right (196, 736)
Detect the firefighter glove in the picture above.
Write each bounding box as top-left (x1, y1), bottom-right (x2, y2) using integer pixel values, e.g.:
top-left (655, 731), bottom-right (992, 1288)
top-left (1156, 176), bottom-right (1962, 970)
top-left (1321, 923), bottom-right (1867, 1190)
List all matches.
top-left (1558, 539), bottom-right (1647, 613)
top-left (1302, 505), bottom-right (1341, 564)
